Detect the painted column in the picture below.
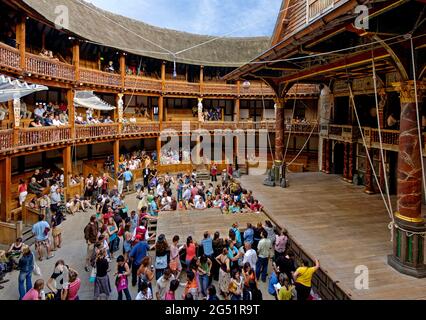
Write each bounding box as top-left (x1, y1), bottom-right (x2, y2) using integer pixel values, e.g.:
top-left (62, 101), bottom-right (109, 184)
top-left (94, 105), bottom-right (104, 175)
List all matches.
top-left (321, 139), bottom-right (327, 173)
top-left (388, 82), bottom-right (426, 278)
top-left (348, 143), bottom-right (354, 182)
top-left (63, 146), bottom-right (72, 189)
top-left (343, 142), bottom-right (348, 180)
top-left (0, 157), bottom-right (11, 222)
top-left (325, 139), bottom-right (331, 174)
top-left (364, 149), bottom-right (374, 194)
top-left (274, 98), bottom-right (284, 162)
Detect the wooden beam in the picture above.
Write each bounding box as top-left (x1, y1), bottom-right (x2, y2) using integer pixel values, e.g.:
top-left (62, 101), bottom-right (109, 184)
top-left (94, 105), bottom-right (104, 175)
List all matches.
top-left (67, 89), bottom-right (75, 139)
top-left (63, 146), bottom-right (72, 188)
top-left (0, 157), bottom-right (12, 222)
top-left (16, 15), bottom-right (26, 70)
top-left (120, 53), bottom-right (126, 89)
top-left (113, 140), bottom-right (119, 181)
top-left (72, 41), bottom-right (80, 82)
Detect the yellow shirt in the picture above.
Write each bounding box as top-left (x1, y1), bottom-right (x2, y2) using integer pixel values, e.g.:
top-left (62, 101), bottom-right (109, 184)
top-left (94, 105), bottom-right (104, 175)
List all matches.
top-left (278, 285), bottom-right (294, 301)
top-left (295, 266), bottom-right (316, 287)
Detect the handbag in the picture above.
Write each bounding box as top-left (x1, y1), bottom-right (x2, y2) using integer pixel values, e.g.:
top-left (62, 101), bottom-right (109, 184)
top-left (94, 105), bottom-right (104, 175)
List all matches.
top-left (116, 274), bottom-right (128, 291)
top-left (89, 267), bottom-right (97, 283)
top-left (33, 262), bottom-right (41, 276)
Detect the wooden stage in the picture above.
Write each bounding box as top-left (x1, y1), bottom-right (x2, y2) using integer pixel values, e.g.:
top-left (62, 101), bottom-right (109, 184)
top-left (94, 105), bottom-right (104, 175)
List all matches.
top-left (240, 172), bottom-right (426, 300)
top-left (157, 209), bottom-right (268, 244)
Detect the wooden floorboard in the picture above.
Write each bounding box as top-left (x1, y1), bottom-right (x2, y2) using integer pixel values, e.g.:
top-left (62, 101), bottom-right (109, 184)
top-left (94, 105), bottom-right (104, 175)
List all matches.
top-left (240, 172), bottom-right (426, 300)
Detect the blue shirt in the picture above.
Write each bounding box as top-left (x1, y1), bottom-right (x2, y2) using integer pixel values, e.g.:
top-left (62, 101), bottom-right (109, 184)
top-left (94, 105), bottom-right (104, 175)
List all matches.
top-left (201, 237), bottom-right (213, 256)
top-left (149, 201), bottom-right (158, 216)
top-left (244, 228), bottom-right (254, 245)
top-left (32, 221), bottom-right (50, 241)
top-left (130, 241), bottom-right (150, 265)
top-left (232, 227), bottom-right (242, 246)
top-left (268, 272), bottom-right (279, 295)
top-left (123, 171), bottom-right (133, 182)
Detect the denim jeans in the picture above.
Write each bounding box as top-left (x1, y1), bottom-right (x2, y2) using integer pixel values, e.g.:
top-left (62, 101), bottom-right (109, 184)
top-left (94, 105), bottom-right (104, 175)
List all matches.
top-left (255, 257), bottom-right (269, 282)
top-left (118, 288), bottom-right (132, 300)
top-left (199, 274), bottom-right (209, 297)
top-left (19, 271), bottom-right (32, 299)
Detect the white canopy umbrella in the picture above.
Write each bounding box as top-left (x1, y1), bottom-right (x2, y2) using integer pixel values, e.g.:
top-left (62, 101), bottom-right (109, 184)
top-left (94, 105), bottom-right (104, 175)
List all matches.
top-left (74, 91), bottom-right (116, 111)
top-left (0, 74), bottom-right (48, 102)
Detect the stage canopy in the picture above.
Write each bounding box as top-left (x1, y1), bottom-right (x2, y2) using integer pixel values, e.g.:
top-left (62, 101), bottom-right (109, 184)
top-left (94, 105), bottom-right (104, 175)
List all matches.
top-left (0, 74), bottom-right (48, 102)
top-left (74, 91), bottom-right (116, 111)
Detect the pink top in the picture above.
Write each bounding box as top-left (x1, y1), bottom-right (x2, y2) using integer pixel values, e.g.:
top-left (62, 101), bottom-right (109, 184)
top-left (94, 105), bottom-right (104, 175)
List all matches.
top-left (67, 278), bottom-right (81, 300)
top-left (19, 184), bottom-right (27, 193)
top-left (22, 288), bottom-right (40, 300)
top-left (186, 243), bottom-right (196, 261)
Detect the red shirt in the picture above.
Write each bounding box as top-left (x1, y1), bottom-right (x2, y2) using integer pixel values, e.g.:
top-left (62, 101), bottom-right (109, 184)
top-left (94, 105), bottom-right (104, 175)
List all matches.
top-left (103, 212), bottom-right (113, 225)
top-left (186, 243), bottom-right (196, 261)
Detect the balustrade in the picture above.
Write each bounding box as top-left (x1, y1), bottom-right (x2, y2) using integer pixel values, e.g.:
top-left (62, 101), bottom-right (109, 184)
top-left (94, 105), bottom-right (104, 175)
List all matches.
top-left (200, 122), bottom-right (237, 131)
top-left (164, 81), bottom-right (200, 95)
top-left (18, 126), bottom-right (71, 147)
top-left (0, 42), bottom-right (20, 70)
top-left (80, 68), bottom-right (121, 87)
top-left (25, 53), bottom-right (75, 81)
top-left (329, 125), bottom-right (343, 136)
top-left (125, 75), bottom-right (162, 92)
top-left (122, 122), bottom-right (160, 135)
top-left (371, 129), bottom-right (399, 145)
top-left (0, 129), bottom-right (13, 151)
top-left (203, 83), bottom-right (237, 95)
top-left (75, 124), bottom-right (119, 139)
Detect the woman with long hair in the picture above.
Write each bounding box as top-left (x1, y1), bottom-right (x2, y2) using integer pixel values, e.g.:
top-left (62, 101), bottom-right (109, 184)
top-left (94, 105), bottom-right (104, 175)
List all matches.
top-left (198, 254), bottom-right (212, 298)
top-left (229, 269), bottom-right (244, 301)
top-left (184, 236), bottom-right (197, 273)
top-left (215, 247), bottom-right (231, 299)
top-left (155, 234), bottom-right (170, 280)
top-left (115, 255), bottom-right (131, 300)
top-left (18, 246), bottom-right (34, 300)
top-left (169, 235), bottom-right (183, 279)
top-left (137, 256), bottom-right (155, 292)
top-left (106, 217), bottom-right (119, 259)
top-left (63, 268), bottom-right (81, 300)
top-left (18, 179), bottom-right (28, 206)
top-left (211, 231), bottom-right (224, 281)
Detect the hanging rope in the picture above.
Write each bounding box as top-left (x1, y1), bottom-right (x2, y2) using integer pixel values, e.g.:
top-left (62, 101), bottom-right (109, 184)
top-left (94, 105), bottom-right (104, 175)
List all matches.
top-left (371, 48), bottom-right (394, 214)
top-left (286, 122), bottom-right (319, 167)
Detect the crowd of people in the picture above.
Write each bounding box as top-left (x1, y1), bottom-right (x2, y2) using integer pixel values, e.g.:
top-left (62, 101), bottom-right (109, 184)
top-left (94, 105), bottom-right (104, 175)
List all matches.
top-left (160, 147), bottom-right (191, 165)
top-left (74, 108), bottom-right (114, 125)
top-left (27, 102), bottom-right (69, 128)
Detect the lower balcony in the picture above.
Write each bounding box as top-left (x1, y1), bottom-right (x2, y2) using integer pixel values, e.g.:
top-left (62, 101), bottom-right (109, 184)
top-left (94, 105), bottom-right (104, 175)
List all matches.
top-left (75, 123), bottom-right (119, 140)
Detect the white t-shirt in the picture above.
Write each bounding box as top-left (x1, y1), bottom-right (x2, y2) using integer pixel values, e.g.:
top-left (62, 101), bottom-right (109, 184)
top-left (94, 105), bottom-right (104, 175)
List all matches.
top-left (243, 249), bottom-right (258, 271)
top-left (135, 288), bottom-right (152, 300)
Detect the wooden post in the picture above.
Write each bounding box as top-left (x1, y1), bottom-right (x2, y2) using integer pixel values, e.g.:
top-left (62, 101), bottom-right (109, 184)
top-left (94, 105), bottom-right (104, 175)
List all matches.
top-left (157, 137), bottom-right (161, 165)
top-left (161, 61), bottom-right (166, 92)
top-left (159, 95), bottom-right (164, 129)
top-left (0, 157), bottom-right (12, 222)
top-left (364, 148), bottom-right (374, 194)
top-left (113, 140), bottom-right (120, 181)
top-left (67, 89), bottom-right (75, 139)
top-left (63, 146), bottom-right (72, 188)
top-left (16, 16), bottom-right (26, 71)
top-left (72, 41), bottom-right (80, 82)
top-left (235, 98), bottom-right (240, 124)
top-left (200, 65), bottom-right (204, 95)
top-left (120, 53), bottom-right (126, 89)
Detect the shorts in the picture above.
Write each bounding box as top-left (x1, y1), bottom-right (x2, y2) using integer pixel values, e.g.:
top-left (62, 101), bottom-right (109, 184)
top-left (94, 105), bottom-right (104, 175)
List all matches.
top-left (35, 239), bottom-right (50, 249)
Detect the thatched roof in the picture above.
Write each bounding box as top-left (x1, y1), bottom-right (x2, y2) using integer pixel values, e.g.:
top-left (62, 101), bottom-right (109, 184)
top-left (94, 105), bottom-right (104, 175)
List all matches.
top-left (21, 0), bottom-right (271, 67)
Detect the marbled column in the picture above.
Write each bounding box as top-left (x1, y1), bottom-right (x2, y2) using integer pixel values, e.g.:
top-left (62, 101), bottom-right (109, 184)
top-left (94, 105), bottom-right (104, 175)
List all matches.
top-left (397, 85), bottom-right (422, 221)
top-left (379, 152), bottom-right (385, 192)
top-left (321, 139), bottom-right (327, 173)
top-left (348, 143), bottom-right (354, 182)
top-left (343, 143), bottom-right (348, 180)
top-left (364, 149), bottom-right (374, 194)
top-left (325, 139), bottom-right (331, 174)
top-left (275, 99), bottom-right (285, 162)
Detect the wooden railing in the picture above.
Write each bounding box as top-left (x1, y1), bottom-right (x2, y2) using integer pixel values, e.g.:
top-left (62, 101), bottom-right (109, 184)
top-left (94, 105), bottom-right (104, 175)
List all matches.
top-left (308, 0), bottom-right (334, 20)
top-left (201, 122), bottom-right (237, 131)
top-left (329, 125), bottom-right (343, 137)
top-left (75, 123), bottom-right (119, 139)
top-left (80, 68), bottom-right (121, 87)
top-left (371, 129), bottom-right (399, 145)
top-left (0, 129), bottom-right (13, 151)
top-left (238, 121), bottom-right (256, 130)
top-left (0, 42), bottom-right (20, 70)
top-left (240, 84), bottom-right (275, 96)
top-left (164, 81), bottom-right (200, 95)
top-left (122, 122), bottom-right (160, 135)
top-left (25, 53), bottom-right (75, 81)
top-left (125, 75), bottom-right (162, 92)
top-left (18, 126), bottom-right (71, 147)
top-left (203, 83), bottom-right (238, 95)
top-left (162, 121), bottom-right (199, 132)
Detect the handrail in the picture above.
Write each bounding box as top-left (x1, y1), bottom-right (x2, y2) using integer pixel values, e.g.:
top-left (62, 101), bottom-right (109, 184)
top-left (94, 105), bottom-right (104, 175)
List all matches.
top-left (0, 129), bottom-right (13, 151)
top-left (25, 52), bottom-right (75, 81)
top-left (164, 80), bottom-right (200, 94)
top-left (18, 126), bottom-right (71, 147)
top-left (122, 122), bottom-right (160, 135)
top-left (125, 75), bottom-right (162, 92)
top-left (80, 67), bottom-right (121, 87)
top-left (75, 123), bottom-right (119, 139)
top-left (203, 83), bottom-right (238, 95)
top-left (0, 42), bottom-right (20, 70)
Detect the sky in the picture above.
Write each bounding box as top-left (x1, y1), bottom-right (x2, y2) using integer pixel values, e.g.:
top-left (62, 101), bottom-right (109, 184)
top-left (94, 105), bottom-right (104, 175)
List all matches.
top-left (87, 0), bottom-right (282, 37)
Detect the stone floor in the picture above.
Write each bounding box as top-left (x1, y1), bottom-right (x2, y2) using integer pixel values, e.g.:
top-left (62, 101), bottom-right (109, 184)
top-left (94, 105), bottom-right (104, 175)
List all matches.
top-left (0, 187), bottom-right (273, 300)
top-left (241, 172), bottom-right (426, 300)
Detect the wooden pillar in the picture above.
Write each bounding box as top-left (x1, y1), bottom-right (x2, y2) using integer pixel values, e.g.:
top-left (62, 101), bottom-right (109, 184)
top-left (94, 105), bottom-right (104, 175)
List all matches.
top-left (321, 139), bottom-right (327, 173)
top-left (200, 65), bottom-right (204, 95)
top-left (0, 157), bottom-right (12, 222)
top-left (159, 95), bottom-right (164, 128)
top-left (324, 139), bottom-right (331, 174)
top-left (378, 152), bottom-right (386, 191)
top-left (113, 140), bottom-right (120, 180)
top-left (348, 143), bottom-right (354, 182)
top-left (72, 41), bottom-right (80, 82)
top-left (120, 53), bottom-right (126, 89)
top-left (235, 98), bottom-right (240, 124)
top-left (388, 82), bottom-right (426, 278)
top-left (66, 89), bottom-right (75, 139)
top-left (364, 148), bottom-right (374, 194)
top-left (161, 61), bottom-right (166, 92)
top-left (63, 146), bottom-right (72, 188)
top-left (16, 16), bottom-right (26, 70)
top-left (274, 98), bottom-right (285, 162)
top-left (343, 142), bottom-right (349, 180)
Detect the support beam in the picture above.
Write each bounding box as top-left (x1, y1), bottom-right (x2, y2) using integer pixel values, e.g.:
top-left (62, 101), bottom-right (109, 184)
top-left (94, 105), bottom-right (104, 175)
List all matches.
top-left (0, 157), bottom-right (12, 222)
top-left (67, 89), bottom-right (75, 139)
top-left (158, 95), bottom-right (164, 129)
top-left (16, 16), bottom-right (26, 70)
top-left (113, 140), bottom-right (120, 181)
top-left (235, 98), bottom-right (240, 124)
top-left (274, 98), bottom-right (285, 162)
top-left (72, 41), bottom-right (80, 82)
top-left (364, 148), bottom-right (374, 194)
top-left (120, 53), bottom-right (126, 89)
top-left (63, 146), bottom-right (72, 188)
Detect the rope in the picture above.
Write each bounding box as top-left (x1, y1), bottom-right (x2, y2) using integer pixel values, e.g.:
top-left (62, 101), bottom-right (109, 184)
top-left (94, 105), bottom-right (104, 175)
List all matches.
top-left (260, 82), bottom-right (275, 164)
top-left (371, 48), bottom-right (394, 214)
top-left (286, 123), bottom-right (318, 167)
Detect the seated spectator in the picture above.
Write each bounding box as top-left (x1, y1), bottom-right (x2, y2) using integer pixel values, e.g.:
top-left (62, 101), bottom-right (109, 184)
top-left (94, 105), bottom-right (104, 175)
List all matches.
top-left (28, 177), bottom-right (44, 196)
top-left (30, 118), bottom-right (43, 127)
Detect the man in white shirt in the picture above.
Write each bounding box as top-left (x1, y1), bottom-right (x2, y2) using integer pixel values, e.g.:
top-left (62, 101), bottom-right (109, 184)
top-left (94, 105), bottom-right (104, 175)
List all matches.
top-left (243, 241), bottom-right (257, 271)
top-left (52, 114), bottom-right (64, 126)
top-left (156, 269), bottom-right (175, 300)
top-left (34, 104), bottom-right (46, 118)
top-left (195, 197), bottom-right (206, 210)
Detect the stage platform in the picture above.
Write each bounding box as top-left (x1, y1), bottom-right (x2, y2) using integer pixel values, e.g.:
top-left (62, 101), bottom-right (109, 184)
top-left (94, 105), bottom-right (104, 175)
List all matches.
top-left (157, 209), bottom-right (269, 244)
top-left (240, 172), bottom-right (426, 300)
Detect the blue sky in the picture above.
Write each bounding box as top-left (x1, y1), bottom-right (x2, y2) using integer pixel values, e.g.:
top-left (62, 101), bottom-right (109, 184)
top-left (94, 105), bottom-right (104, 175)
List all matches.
top-left (87, 0), bottom-right (282, 37)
